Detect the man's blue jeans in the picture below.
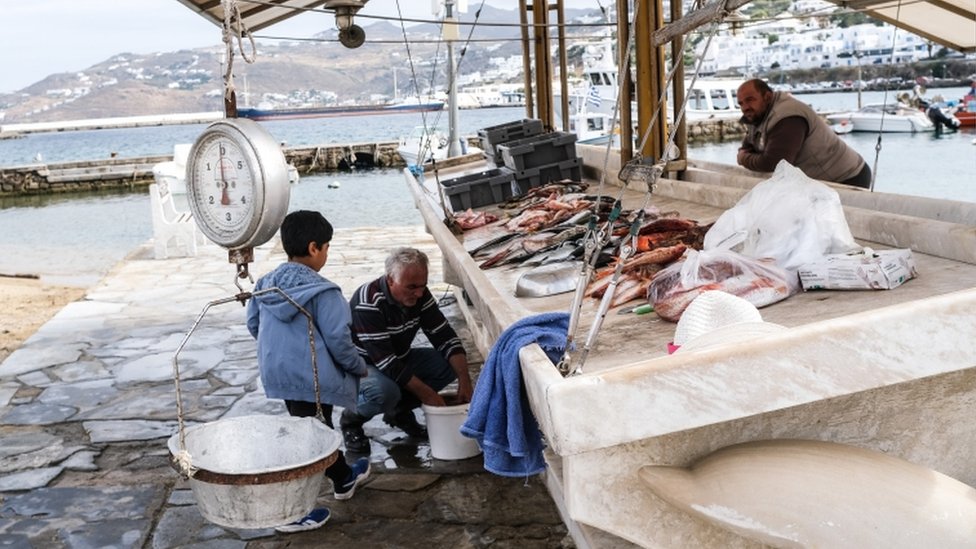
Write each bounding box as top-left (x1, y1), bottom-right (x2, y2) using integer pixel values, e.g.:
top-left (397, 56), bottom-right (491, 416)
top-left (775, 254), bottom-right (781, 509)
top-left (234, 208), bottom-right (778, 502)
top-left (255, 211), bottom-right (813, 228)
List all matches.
top-left (354, 347), bottom-right (456, 419)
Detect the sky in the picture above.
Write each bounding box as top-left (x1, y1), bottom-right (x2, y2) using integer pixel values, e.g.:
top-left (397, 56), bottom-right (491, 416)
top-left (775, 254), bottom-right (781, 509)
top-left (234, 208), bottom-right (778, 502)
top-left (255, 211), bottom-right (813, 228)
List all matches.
top-left (0, 0), bottom-right (595, 93)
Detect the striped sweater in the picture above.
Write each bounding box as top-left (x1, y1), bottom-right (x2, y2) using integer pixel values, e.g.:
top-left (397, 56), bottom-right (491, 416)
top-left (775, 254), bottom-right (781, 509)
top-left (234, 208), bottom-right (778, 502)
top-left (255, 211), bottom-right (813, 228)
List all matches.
top-left (349, 275), bottom-right (464, 386)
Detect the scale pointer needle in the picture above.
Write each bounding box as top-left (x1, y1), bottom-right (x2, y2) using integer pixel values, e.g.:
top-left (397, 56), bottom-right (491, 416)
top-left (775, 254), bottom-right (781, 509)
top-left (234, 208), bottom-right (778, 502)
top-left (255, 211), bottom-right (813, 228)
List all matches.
top-left (219, 146), bottom-right (231, 206)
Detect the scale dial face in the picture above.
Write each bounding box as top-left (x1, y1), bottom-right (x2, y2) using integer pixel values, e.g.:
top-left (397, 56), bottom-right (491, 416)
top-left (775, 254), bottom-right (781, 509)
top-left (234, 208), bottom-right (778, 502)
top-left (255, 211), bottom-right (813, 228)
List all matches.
top-left (186, 119), bottom-right (290, 250)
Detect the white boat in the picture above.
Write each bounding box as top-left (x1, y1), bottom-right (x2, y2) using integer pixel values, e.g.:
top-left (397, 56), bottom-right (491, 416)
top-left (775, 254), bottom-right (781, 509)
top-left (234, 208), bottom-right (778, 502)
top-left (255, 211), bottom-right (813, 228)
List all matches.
top-left (554, 36), bottom-right (743, 124)
top-left (151, 143), bottom-right (299, 194)
top-left (831, 118), bottom-right (854, 134)
top-left (396, 126), bottom-right (482, 167)
top-left (566, 109), bottom-right (614, 142)
top-left (826, 103), bottom-right (934, 133)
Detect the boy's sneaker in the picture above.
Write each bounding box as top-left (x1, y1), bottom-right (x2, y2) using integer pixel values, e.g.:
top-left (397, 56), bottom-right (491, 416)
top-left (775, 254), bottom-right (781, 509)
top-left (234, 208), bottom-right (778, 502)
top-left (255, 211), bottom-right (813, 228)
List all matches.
top-left (274, 507), bottom-right (330, 533)
top-left (334, 457), bottom-right (371, 501)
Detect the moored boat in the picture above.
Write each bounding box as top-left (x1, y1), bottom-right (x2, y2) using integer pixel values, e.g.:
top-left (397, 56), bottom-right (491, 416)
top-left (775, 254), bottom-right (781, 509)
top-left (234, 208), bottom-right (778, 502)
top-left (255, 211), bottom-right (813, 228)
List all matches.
top-left (237, 99), bottom-right (445, 121)
top-left (396, 126), bottom-right (482, 167)
top-left (826, 103), bottom-right (934, 132)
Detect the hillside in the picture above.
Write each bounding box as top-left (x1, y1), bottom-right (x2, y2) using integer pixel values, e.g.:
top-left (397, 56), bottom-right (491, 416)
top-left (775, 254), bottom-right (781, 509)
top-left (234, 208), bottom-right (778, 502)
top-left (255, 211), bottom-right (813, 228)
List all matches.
top-left (0, 6), bottom-right (600, 124)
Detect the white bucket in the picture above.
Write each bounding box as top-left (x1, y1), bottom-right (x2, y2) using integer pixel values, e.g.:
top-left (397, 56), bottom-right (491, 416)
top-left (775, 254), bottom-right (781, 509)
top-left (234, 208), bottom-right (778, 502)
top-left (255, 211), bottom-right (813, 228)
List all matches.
top-left (421, 402), bottom-right (482, 460)
top-left (167, 415), bottom-right (340, 529)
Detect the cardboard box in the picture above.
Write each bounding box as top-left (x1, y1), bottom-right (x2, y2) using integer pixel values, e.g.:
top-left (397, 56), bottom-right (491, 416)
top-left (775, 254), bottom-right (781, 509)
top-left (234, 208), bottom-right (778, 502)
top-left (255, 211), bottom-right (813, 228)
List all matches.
top-left (798, 248), bottom-right (917, 290)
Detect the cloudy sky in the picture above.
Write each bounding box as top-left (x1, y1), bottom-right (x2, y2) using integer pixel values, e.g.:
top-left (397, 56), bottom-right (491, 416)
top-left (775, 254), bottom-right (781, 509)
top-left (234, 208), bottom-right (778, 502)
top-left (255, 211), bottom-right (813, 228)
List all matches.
top-left (0, 0), bottom-right (596, 93)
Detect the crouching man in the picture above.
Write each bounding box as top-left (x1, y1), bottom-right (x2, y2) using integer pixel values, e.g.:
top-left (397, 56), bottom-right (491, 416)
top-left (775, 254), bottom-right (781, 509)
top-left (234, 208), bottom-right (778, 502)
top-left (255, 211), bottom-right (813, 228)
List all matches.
top-left (341, 247), bottom-right (472, 453)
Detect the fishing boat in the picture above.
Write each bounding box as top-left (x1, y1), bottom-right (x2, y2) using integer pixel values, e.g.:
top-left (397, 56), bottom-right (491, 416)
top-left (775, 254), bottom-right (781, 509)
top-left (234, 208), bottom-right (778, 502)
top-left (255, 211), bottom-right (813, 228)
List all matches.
top-left (826, 103), bottom-right (934, 132)
top-left (554, 25), bottom-right (743, 125)
top-left (953, 94), bottom-right (976, 127)
top-left (237, 98), bottom-right (445, 121)
top-left (396, 126), bottom-right (482, 167)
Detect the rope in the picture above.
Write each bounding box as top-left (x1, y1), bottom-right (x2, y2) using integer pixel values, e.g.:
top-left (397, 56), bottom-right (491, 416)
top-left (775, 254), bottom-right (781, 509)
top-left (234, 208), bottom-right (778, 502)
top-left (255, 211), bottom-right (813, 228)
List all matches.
top-left (869, 0), bottom-right (904, 192)
top-left (395, 0), bottom-right (443, 167)
top-left (221, 0), bottom-right (257, 104)
top-left (558, 1), bottom-right (728, 376)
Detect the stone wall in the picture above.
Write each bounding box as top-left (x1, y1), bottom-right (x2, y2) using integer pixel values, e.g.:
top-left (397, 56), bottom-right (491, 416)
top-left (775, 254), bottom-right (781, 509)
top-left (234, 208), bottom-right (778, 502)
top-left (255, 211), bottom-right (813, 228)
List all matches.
top-left (0, 123), bottom-right (745, 197)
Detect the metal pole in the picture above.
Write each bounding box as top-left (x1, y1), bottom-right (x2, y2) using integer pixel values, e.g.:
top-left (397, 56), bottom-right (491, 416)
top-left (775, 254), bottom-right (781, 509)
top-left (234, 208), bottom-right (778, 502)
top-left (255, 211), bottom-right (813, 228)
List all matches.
top-left (617, 0), bottom-right (632, 164)
top-left (556, 0), bottom-right (569, 132)
top-left (519, 0), bottom-right (534, 118)
top-left (446, 0), bottom-right (461, 157)
top-left (532, 0), bottom-right (553, 130)
top-left (672, 0), bottom-right (687, 170)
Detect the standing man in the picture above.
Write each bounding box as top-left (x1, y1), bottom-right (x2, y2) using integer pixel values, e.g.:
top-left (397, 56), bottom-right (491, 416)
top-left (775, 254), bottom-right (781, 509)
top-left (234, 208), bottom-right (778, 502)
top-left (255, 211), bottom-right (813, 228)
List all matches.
top-left (341, 247), bottom-right (472, 453)
top-left (735, 78), bottom-right (872, 188)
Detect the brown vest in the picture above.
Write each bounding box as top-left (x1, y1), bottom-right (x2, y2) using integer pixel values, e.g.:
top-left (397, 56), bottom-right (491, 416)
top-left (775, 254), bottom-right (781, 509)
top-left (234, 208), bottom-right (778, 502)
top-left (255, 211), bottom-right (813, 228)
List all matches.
top-left (745, 92), bottom-right (864, 182)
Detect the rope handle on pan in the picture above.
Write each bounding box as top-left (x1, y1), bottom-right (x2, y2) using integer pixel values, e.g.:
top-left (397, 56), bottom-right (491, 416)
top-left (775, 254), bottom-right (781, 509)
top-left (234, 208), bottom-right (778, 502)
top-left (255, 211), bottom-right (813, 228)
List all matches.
top-left (171, 276), bottom-right (324, 478)
top-left (221, 0), bottom-right (257, 104)
top-left (869, 0), bottom-right (904, 191)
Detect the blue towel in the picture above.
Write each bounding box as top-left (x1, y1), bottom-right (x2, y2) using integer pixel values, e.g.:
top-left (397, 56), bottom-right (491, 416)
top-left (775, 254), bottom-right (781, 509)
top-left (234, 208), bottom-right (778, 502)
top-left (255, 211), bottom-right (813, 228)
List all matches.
top-left (461, 312), bottom-right (569, 477)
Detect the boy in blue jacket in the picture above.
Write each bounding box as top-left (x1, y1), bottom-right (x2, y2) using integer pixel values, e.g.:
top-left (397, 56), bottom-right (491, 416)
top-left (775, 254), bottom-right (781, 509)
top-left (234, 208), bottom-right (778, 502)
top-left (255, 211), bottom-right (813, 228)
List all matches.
top-left (246, 210), bottom-right (370, 533)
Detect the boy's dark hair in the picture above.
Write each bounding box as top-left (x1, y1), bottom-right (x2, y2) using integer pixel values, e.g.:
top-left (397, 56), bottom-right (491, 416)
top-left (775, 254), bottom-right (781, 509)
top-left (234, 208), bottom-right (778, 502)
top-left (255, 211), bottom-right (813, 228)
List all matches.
top-left (280, 210), bottom-right (333, 258)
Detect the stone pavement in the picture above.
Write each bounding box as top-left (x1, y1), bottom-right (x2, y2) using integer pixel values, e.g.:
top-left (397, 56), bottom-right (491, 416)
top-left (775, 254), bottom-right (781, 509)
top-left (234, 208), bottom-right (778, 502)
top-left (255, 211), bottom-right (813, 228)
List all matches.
top-left (0, 226), bottom-right (571, 549)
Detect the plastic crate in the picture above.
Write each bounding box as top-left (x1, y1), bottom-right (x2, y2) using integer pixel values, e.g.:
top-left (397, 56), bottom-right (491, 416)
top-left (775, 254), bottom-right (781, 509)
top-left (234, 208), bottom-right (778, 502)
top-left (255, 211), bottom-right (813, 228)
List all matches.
top-left (499, 132), bottom-right (578, 174)
top-left (512, 157), bottom-right (582, 195)
top-left (440, 167), bottom-right (516, 211)
top-left (478, 119), bottom-right (545, 166)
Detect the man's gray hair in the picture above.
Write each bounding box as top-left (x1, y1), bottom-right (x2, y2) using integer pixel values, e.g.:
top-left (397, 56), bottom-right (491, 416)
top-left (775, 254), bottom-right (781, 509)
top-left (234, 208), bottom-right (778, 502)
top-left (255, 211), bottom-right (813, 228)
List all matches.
top-left (385, 247), bottom-right (429, 280)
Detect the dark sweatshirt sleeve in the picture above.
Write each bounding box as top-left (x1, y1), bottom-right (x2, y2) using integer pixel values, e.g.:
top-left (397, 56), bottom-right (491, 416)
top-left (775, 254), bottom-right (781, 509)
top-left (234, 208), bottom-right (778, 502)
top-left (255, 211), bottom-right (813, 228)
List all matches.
top-left (739, 116), bottom-right (809, 173)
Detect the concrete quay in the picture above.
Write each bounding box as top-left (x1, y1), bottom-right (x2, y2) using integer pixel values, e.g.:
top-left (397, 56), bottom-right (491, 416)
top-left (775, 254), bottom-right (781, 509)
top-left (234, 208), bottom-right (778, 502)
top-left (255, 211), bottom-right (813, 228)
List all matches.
top-left (0, 226), bottom-right (571, 548)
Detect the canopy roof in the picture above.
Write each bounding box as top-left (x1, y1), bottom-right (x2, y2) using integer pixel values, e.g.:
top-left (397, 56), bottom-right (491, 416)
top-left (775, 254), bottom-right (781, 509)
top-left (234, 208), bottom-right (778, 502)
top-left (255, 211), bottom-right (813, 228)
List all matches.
top-left (174, 0), bottom-right (332, 32)
top-left (177, 0), bottom-right (974, 54)
top-left (824, 0), bottom-right (976, 53)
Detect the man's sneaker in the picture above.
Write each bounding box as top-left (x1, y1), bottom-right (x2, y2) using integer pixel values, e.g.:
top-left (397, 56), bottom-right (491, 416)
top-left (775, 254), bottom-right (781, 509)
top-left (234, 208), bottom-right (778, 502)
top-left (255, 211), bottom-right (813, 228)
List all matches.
top-left (383, 409), bottom-right (428, 439)
top-left (342, 425), bottom-right (370, 454)
top-left (334, 457), bottom-right (371, 501)
top-left (274, 507), bottom-right (330, 533)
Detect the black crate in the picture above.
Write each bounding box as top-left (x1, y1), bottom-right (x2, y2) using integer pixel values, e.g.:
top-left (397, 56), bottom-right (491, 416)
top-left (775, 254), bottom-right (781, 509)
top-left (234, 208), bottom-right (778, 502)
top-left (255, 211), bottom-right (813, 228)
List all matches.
top-left (512, 157), bottom-right (582, 195)
top-left (499, 132), bottom-right (578, 174)
top-left (478, 119), bottom-right (545, 166)
top-left (440, 167), bottom-right (516, 211)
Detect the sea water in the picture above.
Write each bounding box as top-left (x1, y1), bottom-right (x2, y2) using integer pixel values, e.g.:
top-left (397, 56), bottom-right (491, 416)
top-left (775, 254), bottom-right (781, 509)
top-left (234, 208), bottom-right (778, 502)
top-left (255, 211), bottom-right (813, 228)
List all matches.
top-left (0, 94), bottom-right (973, 285)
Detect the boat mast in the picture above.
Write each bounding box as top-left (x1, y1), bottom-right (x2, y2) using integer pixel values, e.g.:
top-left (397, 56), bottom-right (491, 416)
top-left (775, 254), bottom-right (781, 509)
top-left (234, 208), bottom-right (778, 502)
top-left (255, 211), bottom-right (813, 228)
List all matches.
top-left (444, 0), bottom-right (461, 157)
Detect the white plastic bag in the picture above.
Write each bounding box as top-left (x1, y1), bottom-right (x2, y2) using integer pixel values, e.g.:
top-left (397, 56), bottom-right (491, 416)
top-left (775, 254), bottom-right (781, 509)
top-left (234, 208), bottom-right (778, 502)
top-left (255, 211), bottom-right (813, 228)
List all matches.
top-left (648, 248), bottom-right (800, 322)
top-left (703, 161), bottom-right (860, 270)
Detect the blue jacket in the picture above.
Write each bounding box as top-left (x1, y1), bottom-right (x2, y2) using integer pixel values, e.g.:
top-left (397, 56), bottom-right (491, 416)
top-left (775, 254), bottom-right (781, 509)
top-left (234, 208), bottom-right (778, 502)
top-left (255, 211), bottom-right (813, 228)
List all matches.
top-left (246, 262), bottom-right (367, 410)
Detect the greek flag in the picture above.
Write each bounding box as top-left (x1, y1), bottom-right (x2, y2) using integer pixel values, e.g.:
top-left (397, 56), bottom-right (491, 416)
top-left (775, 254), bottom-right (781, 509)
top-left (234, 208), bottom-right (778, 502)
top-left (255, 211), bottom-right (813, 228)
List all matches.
top-left (586, 87), bottom-right (602, 108)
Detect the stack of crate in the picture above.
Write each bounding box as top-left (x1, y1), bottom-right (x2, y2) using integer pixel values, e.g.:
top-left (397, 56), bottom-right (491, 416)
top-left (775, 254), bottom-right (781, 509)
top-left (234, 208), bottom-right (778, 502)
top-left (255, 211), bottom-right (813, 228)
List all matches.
top-left (497, 131), bottom-right (582, 194)
top-left (439, 167), bottom-right (517, 212)
top-left (478, 119), bottom-right (545, 167)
